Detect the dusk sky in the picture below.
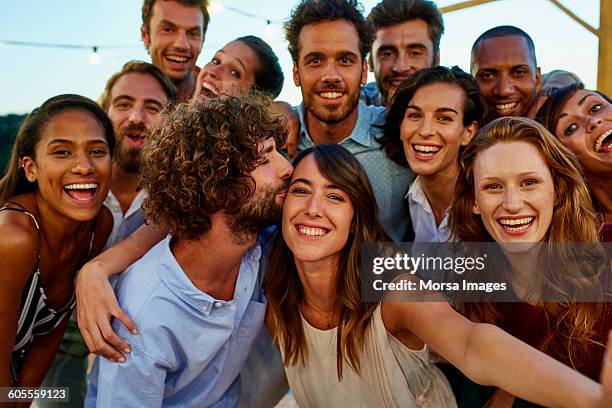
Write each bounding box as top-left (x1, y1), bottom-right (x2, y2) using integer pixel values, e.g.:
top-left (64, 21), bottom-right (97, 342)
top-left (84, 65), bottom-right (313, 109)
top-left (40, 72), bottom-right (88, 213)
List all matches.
top-left (0, 0), bottom-right (601, 114)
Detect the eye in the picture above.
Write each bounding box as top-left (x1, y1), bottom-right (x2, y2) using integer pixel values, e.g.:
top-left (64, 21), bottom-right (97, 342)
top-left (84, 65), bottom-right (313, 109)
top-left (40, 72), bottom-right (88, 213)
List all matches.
top-left (478, 72), bottom-right (494, 81)
top-left (406, 111), bottom-right (421, 120)
top-left (513, 68), bottom-right (528, 77)
top-left (438, 115), bottom-right (452, 123)
top-left (230, 69), bottom-right (241, 79)
top-left (339, 57), bottom-right (353, 65)
top-left (290, 186), bottom-right (309, 195)
top-left (307, 56), bottom-right (320, 65)
top-left (590, 103), bottom-right (602, 114)
top-left (116, 102), bottom-right (130, 110)
top-left (52, 149), bottom-right (71, 157)
top-left (328, 193), bottom-right (345, 202)
top-left (409, 50), bottom-right (424, 57)
top-left (146, 104), bottom-right (162, 113)
top-left (188, 30), bottom-right (200, 39)
top-left (91, 147), bottom-right (109, 157)
top-left (522, 178), bottom-right (539, 187)
top-left (211, 57), bottom-right (220, 65)
top-left (564, 123), bottom-right (578, 136)
top-left (380, 50), bottom-right (394, 58)
top-left (484, 183), bottom-right (501, 191)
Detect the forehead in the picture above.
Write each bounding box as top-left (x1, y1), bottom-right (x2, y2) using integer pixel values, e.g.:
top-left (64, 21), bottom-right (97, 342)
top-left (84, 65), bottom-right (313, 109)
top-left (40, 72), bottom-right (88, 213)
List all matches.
top-left (41, 110), bottom-right (106, 144)
top-left (475, 141), bottom-right (548, 175)
top-left (298, 19), bottom-right (361, 59)
top-left (410, 82), bottom-right (465, 111)
top-left (374, 19), bottom-right (432, 48)
top-left (219, 41), bottom-right (260, 71)
top-left (150, 0), bottom-right (204, 29)
top-left (110, 72), bottom-right (169, 103)
top-left (562, 89), bottom-right (602, 114)
top-left (474, 36), bottom-right (534, 70)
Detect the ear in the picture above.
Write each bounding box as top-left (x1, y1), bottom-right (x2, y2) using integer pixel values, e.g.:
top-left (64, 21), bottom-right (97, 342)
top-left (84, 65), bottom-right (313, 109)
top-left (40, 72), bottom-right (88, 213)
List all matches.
top-left (460, 121), bottom-right (478, 146)
top-left (141, 24), bottom-right (151, 50)
top-left (361, 59), bottom-right (368, 86)
top-left (293, 62), bottom-right (300, 87)
top-left (21, 156), bottom-right (37, 183)
top-left (534, 66), bottom-right (542, 93)
top-left (472, 201), bottom-right (481, 215)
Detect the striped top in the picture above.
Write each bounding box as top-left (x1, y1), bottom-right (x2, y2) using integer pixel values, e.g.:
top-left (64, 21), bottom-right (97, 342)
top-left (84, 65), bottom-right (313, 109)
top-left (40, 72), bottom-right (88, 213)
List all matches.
top-left (1, 204), bottom-right (88, 385)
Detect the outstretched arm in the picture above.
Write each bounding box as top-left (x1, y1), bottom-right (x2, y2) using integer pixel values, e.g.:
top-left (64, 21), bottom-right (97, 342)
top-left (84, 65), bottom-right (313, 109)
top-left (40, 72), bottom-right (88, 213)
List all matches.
top-left (382, 301), bottom-right (601, 408)
top-left (76, 222), bottom-right (165, 361)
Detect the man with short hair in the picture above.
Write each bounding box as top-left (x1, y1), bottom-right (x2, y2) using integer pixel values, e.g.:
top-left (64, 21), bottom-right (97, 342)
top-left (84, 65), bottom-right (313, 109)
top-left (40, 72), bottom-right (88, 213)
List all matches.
top-left (363, 0), bottom-right (444, 106)
top-left (470, 25), bottom-right (542, 122)
top-left (87, 95), bottom-right (293, 407)
top-left (141, 0), bottom-right (210, 100)
top-left (285, 0), bottom-right (413, 242)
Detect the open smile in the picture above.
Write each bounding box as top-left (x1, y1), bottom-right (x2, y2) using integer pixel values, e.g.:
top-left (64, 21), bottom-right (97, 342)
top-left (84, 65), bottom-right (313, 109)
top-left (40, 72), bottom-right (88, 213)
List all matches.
top-left (296, 224), bottom-right (330, 239)
top-left (497, 216), bottom-right (534, 235)
top-left (63, 182), bottom-right (99, 204)
top-left (493, 101), bottom-right (519, 114)
top-left (412, 144), bottom-right (442, 160)
top-left (594, 128), bottom-right (612, 153)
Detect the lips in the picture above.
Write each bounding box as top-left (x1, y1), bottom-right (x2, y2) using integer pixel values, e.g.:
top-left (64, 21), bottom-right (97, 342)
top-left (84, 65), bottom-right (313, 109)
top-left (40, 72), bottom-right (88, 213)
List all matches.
top-left (200, 81), bottom-right (219, 97)
top-left (296, 224), bottom-right (329, 237)
top-left (412, 144), bottom-right (442, 160)
top-left (64, 183), bottom-right (99, 202)
top-left (165, 54), bottom-right (190, 64)
top-left (594, 128), bottom-right (612, 153)
top-left (318, 91), bottom-right (343, 100)
top-left (497, 216), bottom-right (534, 234)
top-left (493, 101), bottom-right (519, 114)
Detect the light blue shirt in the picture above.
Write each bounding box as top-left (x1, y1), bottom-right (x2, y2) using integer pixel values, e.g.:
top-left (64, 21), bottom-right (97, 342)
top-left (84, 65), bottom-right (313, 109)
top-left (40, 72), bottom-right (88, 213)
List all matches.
top-left (103, 189), bottom-right (146, 249)
top-left (296, 101), bottom-right (414, 242)
top-left (86, 234), bottom-right (269, 408)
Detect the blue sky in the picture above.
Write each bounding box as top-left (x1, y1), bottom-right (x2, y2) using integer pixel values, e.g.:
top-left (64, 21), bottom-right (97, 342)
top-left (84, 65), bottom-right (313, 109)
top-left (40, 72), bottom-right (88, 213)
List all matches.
top-left (0, 0), bottom-right (600, 114)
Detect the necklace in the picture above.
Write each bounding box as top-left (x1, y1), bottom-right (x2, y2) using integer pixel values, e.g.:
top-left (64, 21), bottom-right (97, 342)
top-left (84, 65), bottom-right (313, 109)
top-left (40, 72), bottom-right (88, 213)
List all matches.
top-left (303, 296), bottom-right (335, 329)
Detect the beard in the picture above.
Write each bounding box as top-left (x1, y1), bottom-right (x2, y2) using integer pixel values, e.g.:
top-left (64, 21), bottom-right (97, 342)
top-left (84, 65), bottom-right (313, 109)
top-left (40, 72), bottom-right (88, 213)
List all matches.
top-left (305, 84), bottom-right (361, 125)
top-left (229, 183), bottom-right (285, 245)
top-left (114, 141), bottom-right (141, 174)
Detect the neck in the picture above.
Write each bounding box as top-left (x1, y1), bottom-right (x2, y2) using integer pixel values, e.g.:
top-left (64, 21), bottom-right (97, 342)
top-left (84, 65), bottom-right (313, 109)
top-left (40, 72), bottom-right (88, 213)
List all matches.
top-left (418, 165), bottom-right (459, 225)
top-left (295, 257), bottom-right (339, 313)
top-left (304, 106), bottom-right (359, 145)
top-left (504, 245), bottom-right (542, 301)
top-left (587, 174), bottom-right (612, 224)
top-left (174, 70), bottom-right (197, 101)
top-left (33, 193), bottom-right (93, 251)
top-left (110, 162), bottom-right (141, 215)
top-left (171, 212), bottom-right (257, 301)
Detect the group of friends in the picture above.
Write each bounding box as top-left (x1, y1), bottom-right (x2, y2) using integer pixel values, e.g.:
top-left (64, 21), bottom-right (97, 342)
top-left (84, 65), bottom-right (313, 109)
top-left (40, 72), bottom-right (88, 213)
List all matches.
top-left (0, 0), bottom-right (611, 407)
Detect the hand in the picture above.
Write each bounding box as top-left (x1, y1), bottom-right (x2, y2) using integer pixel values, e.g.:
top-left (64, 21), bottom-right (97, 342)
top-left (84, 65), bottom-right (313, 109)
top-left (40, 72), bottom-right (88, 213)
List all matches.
top-left (76, 260), bottom-right (137, 362)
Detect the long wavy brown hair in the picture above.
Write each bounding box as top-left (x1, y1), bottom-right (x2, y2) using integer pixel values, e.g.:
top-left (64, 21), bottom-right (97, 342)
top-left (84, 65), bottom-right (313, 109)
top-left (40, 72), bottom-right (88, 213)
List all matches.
top-left (449, 116), bottom-right (606, 370)
top-left (141, 93), bottom-right (287, 240)
top-left (265, 144), bottom-right (388, 380)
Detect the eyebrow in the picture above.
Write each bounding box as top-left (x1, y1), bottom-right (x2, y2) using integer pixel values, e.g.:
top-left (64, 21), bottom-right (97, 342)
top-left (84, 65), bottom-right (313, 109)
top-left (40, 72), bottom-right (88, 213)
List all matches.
top-left (112, 95), bottom-right (164, 106)
top-left (217, 50), bottom-right (246, 72)
top-left (159, 19), bottom-right (201, 32)
top-left (47, 138), bottom-right (108, 146)
top-left (479, 171), bottom-right (541, 181)
top-left (290, 178), bottom-right (343, 190)
top-left (559, 93), bottom-right (600, 119)
top-left (406, 105), bottom-right (459, 115)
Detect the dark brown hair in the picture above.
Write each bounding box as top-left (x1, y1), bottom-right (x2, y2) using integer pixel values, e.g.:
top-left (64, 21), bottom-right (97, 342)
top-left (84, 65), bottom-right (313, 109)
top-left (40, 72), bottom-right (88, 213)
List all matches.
top-left (141, 0), bottom-right (210, 37)
top-left (266, 144), bottom-right (386, 380)
top-left (0, 94), bottom-right (115, 204)
top-left (140, 93), bottom-right (287, 240)
top-left (380, 65), bottom-right (486, 166)
top-left (285, 0), bottom-right (373, 62)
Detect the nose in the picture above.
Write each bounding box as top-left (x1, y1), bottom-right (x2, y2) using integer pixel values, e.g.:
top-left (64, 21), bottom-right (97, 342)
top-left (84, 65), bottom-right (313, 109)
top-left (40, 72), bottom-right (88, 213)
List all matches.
top-left (585, 115), bottom-right (603, 133)
top-left (72, 151), bottom-right (95, 175)
top-left (322, 63), bottom-right (341, 85)
top-left (129, 106), bottom-right (145, 125)
top-left (502, 187), bottom-right (524, 212)
top-left (273, 150), bottom-right (293, 180)
top-left (173, 30), bottom-right (189, 50)
top-left (494, 75), bottom-right (514, 97)
top-left (418, 115), bottom-right (435, 138)
top-left (392, 52), bottom-right (412, 75)
top-left (306, 193), bottom-right (323, 218)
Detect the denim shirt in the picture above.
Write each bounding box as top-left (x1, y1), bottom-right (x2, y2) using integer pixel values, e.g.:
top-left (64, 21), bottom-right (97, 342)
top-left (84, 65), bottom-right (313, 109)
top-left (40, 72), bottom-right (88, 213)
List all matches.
top-left (86, 235), bottom-right (268, 408)
top-left (360, 81), bottom-right (385, 107)
top-left (296, 101), bottom-right (413, 242)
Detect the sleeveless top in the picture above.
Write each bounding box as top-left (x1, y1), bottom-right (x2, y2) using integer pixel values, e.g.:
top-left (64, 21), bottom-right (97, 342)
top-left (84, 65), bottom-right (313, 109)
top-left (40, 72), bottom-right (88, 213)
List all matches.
top-left (1, 203), bottom-right (92, 384)
top-left (282, 305), bottom-right (457, 408)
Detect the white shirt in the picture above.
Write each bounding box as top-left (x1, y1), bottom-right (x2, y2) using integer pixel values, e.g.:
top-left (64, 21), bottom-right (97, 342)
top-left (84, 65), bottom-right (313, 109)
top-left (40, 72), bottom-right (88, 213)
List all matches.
top-left (406, 177), bottom-right (452, 243)
top-left (103, 189), bottom-right (146, 248)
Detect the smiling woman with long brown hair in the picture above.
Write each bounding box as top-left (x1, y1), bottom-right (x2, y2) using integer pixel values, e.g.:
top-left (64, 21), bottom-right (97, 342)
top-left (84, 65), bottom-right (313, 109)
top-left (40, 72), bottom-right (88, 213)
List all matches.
top-left (0, 94), bottom-right (113, 388)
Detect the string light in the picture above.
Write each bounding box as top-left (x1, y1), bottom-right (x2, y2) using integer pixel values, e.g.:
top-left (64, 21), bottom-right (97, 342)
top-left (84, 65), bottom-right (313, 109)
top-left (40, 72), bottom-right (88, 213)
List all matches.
top-left (209, 1), bottom-right (224, 14)
top-left (88, 46), bottom-right (100, 65)
top-left (263, 20), bottom-right (276, 40)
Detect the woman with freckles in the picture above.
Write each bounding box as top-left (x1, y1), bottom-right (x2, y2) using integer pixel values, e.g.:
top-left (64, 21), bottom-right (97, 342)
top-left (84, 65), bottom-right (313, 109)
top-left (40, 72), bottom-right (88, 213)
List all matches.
top-left (536, 84), bottom-right (612, 242)
top-left (448, 116), bottom-right (611, 406)
top-left (0, 95), bottom-right (113, 388)
top-left (264, 143), bottom-right (610, 408)
top-left (379, 66), bottom-right (485, 242)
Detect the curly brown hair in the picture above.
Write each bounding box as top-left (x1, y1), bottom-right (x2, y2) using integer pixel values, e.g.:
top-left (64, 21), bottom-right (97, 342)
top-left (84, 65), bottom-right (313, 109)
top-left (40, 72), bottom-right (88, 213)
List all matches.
top-left (140, 93), bottom-right (287, 240)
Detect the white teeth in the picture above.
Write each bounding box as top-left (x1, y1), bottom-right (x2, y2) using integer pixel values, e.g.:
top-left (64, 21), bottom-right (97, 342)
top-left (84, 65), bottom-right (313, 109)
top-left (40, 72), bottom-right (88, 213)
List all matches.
top-left (413, 144), bottom-right (441, 153)
top-left (202, 82), bottom-right (218, 95)
top-left (166, 55), bottom-right (188, 62)
top-left (320, 92), bottom-right (342, 99)
top-left (499, 217), bottom-right (534, 226)
top-left (495, 102), bottom-right (518, 112)
top-left (298, 226), bottom-right (326, 236)
top-left (594, 129), bottom-right (612, 153)
top-left (65, 183), bottom-right (98, 190)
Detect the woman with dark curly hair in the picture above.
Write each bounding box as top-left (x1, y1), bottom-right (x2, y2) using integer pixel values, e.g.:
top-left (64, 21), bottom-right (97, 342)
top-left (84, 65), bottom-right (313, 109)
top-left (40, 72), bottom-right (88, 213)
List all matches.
top-left (380, 66), bottom-right (485, 242)
top-left (448, 116), bottom-right (611, 406)
top-left (0, 94), bottom-right (113, 387)
top-left (536, 84), bottom-right (612, 242)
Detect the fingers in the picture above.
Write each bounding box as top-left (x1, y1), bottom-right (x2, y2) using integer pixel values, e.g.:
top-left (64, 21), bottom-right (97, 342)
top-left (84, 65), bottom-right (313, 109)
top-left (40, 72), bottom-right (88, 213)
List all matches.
top-left (114, 308), bottom-right (138, 336)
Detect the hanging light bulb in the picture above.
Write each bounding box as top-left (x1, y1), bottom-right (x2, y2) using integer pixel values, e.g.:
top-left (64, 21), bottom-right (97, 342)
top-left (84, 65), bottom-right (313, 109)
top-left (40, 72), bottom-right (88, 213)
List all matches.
top-left (263, 20), bottom-right (275, 40)
top-left (88, 46), bottom-right (100, 65)
top-left (209, 1), bottom-right (223, 13)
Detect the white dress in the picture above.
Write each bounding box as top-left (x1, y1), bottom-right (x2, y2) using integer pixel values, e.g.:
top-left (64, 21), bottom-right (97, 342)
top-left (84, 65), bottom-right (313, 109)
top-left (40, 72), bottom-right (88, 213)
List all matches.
top-left (282, 305), bottom-right (457, 407)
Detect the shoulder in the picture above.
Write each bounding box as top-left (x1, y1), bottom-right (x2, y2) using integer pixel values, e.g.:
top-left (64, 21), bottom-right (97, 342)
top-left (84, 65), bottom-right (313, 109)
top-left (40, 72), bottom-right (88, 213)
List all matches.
top-left (0, 205), bottom-right (40, 289)
top-left (90, 206), bottom-right (114, 257)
